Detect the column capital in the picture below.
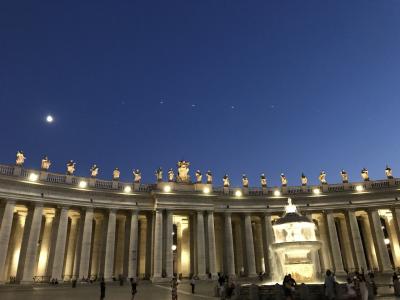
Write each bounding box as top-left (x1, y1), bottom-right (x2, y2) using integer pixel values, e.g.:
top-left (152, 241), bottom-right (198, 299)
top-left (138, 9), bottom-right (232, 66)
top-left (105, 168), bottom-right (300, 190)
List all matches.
top-left (224, 211), bottom-right (232, 216)
top-left (196, 210), bottom-right (204, 215)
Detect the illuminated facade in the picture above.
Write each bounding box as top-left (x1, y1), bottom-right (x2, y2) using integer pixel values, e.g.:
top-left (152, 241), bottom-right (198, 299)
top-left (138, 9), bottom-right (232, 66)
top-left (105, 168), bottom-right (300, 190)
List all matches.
top-left (0, 159), bottom-right (400, 284)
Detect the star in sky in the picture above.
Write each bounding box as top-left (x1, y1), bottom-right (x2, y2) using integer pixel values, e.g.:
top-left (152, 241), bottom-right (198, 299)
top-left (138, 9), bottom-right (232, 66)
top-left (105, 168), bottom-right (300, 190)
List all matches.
top-left (45, 115), bottom-right (54, 123)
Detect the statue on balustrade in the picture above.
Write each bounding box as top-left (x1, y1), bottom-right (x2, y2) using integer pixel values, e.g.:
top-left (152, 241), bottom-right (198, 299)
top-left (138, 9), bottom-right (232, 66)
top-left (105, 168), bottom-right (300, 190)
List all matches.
top-left (301, 173), bottom-right (308, 186)
top-left (386, 165), bottom-right (393, 179)
top-left (242, 174), bottom-right (249, 187)
top-left (168, 168), bottom-right (175, 182)
top-left (90, 164), bottom-right (99, 178)
top-left (113, 168), bottom-right (120, 180)
top-left (133, 169), bottom-right (142, 183)
top-left (155, 167), bottom-right (163, 182)
top-left (41, 155), bottom-right (51, 170)
top-left (319, 171), bottom-right (327, 184)
top-left (16, 151), bottom-right (26, 166)
top-left (195, 170), bottom-right (202, 183)
top-left (206, 170), bottom-right (213, 184)
top-left (223, 174), bottom-right (230, 187)
top-left (280, 173), bottom-right (287, 186)
top-left (260, 173), bottom-right (267, 187)
top-left (177, 160), bottom-right (190, 183)
top-left (361, 168), bottom-right (369, 181)
top-left (341, 170), bottom-right (349, 183)
top-left (66, 160), bottom-right (76, 175)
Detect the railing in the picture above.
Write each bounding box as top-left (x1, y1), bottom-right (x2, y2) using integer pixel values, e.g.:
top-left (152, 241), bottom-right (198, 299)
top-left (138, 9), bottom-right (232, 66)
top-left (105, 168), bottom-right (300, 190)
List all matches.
top-left (0, 163), bottom-right (399, 197)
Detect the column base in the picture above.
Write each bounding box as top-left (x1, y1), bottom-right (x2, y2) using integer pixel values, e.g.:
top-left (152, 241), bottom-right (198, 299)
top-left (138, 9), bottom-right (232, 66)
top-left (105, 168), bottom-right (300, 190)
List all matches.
top-left (19, 280), bottom-right (34, 285)
top-left (247, 273), bottom-right (258, 278)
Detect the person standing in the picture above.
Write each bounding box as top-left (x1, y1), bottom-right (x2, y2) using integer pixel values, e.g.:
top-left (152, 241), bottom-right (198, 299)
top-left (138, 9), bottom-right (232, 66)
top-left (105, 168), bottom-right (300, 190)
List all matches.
top-left (359, 274), bottom-right (368, 300)
top-left (130, 278), bottom-right (137, 300)
top-left (190, 277), bottom-right (196, 294)
top-left (324, 270), bottom-right (336, 300)
top-left (171, 277), bottom-right (179, 300)
top-left (100, 278), bottom-right (106, 300)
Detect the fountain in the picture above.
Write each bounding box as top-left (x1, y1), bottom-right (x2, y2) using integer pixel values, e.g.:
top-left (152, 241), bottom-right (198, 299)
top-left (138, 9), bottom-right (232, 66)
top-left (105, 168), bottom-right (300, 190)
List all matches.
top-left (270, 198), bottom-right (321, 282)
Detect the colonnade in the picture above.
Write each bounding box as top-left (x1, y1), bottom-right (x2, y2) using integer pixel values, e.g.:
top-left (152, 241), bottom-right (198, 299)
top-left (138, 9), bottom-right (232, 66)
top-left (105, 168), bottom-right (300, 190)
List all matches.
top-left (1, 199), bottom-right (400, 284)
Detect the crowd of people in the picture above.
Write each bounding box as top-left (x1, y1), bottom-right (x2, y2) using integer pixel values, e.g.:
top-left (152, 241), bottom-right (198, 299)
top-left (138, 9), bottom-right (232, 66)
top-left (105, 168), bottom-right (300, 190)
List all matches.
top-left (324, 269), bottom-right (377, 300)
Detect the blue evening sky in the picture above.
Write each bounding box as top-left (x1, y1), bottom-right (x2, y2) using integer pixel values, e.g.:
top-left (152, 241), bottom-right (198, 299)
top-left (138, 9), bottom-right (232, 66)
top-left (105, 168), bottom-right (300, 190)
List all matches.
top-left (1, 0), bottom-right (400, 186)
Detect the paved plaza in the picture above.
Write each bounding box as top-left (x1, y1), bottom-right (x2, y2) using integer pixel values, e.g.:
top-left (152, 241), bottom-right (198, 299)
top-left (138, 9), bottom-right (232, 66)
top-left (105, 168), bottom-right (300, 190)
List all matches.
top-left (0, 281), bottom-right (400, 300)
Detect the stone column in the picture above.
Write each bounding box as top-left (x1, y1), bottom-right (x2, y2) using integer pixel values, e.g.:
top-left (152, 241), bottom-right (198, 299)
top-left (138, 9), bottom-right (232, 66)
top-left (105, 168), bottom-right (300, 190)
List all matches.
top-left (90, 215), bottom-right (103, 278)
top-left (151, 210), bottom-right (163, 281)
top-left (103, 209), bottom-right (117, 281)
top-left (244, 214), bottom-right (257, 277)
top-left (114, 216), bottom-right (126, 277)
top-left (306, 213), bottom-right (321, 276)
top-left (196, 211), bottom-right (207, 279)
top-left (64, 214), bottom-right (80, 280)
top-left (127, 210), bottom-right (139, 279)
top-left (368, 210), bottom-right (392, 273)
top-left (338, 217), bottom-right (355, 271)
top-left (385, 215), bottom-right (400, 268)
top-left (346, 210), bottom-right (368, 271)
top-left (253, 222), bottom-right (264, 273)
top-left (165, 210), bottom-right (173, 278)
top-left (359, 214), bottom-right (378, 270)
top-left (261, 214), bottom-right (275, 278)
top-left (316, 214), bottom-right (333, 272)
top-left (36, 213), bottom-right (54, 277)
top-left (0, 200), bottom-right (16, 283)
top-left (77, 208), bottom-right (94, 279)
top-left (48, 207), bottom-right (69, 281)
top-left (224, 212), bottom-right (235, 277)
top-left (6, 211), bottom-right (27, 280)
top-left (391, 208), bottom-right (400, 243)
top-left (326, 212), bottom-right (345, 275)
top-left (207, 211), bottom-right (217, 278)
top-left (17, 203), bottom-right (44, 284)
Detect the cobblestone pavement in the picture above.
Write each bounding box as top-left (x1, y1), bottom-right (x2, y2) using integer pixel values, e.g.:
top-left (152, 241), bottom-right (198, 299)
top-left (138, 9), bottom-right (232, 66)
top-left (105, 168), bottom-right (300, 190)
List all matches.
top-left (0, 281), bottom-right (399, 299)
top-left (0, 280), bottom-right (218, 300)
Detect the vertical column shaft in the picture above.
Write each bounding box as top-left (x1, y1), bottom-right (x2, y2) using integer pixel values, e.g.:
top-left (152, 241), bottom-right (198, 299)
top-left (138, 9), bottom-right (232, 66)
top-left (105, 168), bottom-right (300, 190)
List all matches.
top-left (326, 212), bottom-right (345, 275)
top-left (165, 210), bottom-right (173, 278)
top-left (261, 214), bottom-right (275, 278)
top-left (128, 211), bottom-right (139, 278)
top-left (36, 214), bottom-right (54, 276)
top-left (78, 208), bottom-right (94, 279)
top-left (196, 211), bottom-right (206, 278)
top-left (0, 200), bottom-right (16, 283)
top-left (244, 214), bottom-right (257, 277)
top-left (346, 210), bottom-right (368, 271)
top-left (207, 211), bottom-right (217, 278)
top-left (17, 203), bottom-right (44, 283)
top-left (368, 210), bottom-right (392, 272)
top-left (48, 207), bottom-right (69, 281)
top-left (152, 210), bottom-right (163, 280)
top-left (224, 212), bottom-right (235, 277)
top-left (103, 209), bottom-right (116, 281)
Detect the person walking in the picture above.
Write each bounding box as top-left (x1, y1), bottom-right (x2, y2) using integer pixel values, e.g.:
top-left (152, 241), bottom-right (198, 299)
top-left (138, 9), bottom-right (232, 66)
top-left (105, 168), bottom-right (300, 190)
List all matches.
top-left (130, 278), bottom-right (137, 300)
top-left (190, 277), bottom-right (196, 294)
top-left (171, 277), bottom-right (179, 300)
top-left (324, 270), bottom-right (336, 300)
top-left (100, 278), bottom-right (106, 300)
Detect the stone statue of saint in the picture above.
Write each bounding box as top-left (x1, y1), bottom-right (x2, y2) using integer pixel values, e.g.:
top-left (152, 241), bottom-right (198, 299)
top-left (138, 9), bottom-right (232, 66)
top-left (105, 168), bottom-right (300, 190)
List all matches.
top-left (90, 164), bottom-right (99, 178)
top-left (319, 171), bottom-right (327, 184)
top-left (361, 168), bottom-right (369, 181)
top-left (260, 173), bottom-right (267, 187)
top-left (195, 170), bottom-right (202, 183)
top-left (155, 167), bottom-right (163, 182)
top-left (340, 170), bottom-right (349, 183)
top-left (280, 173), bottom-right (287, 186)
top-left (177, 160), bottom-right (190, 183)
top-left (16, 151), bottom-right (26, 166)
top-left (301, 173), bottom-right (308, 186)
top-left (206, 170), bottom-right (213, 184)
top-left (133, 169), bottom-right (142, 183)
top-left (168, 168), bottom-right (175, 182)
top-left (41, 155), bottom-right (51, 170)
top-left (113, 168), bottom-right (120, 180)
top-left (66, 160), bottom-right (76, 175)
top-left (386, 165), bottom-right (393, 179)
top-left (242, 174), bottom-right (249, 187)
top-left (223, 174), bottom-right (230, 187)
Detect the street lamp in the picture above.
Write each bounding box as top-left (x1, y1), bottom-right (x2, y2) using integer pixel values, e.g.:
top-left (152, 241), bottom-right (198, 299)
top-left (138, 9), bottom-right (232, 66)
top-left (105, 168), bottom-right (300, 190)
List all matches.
top-left (171, 244), bottom-right (177, 277)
